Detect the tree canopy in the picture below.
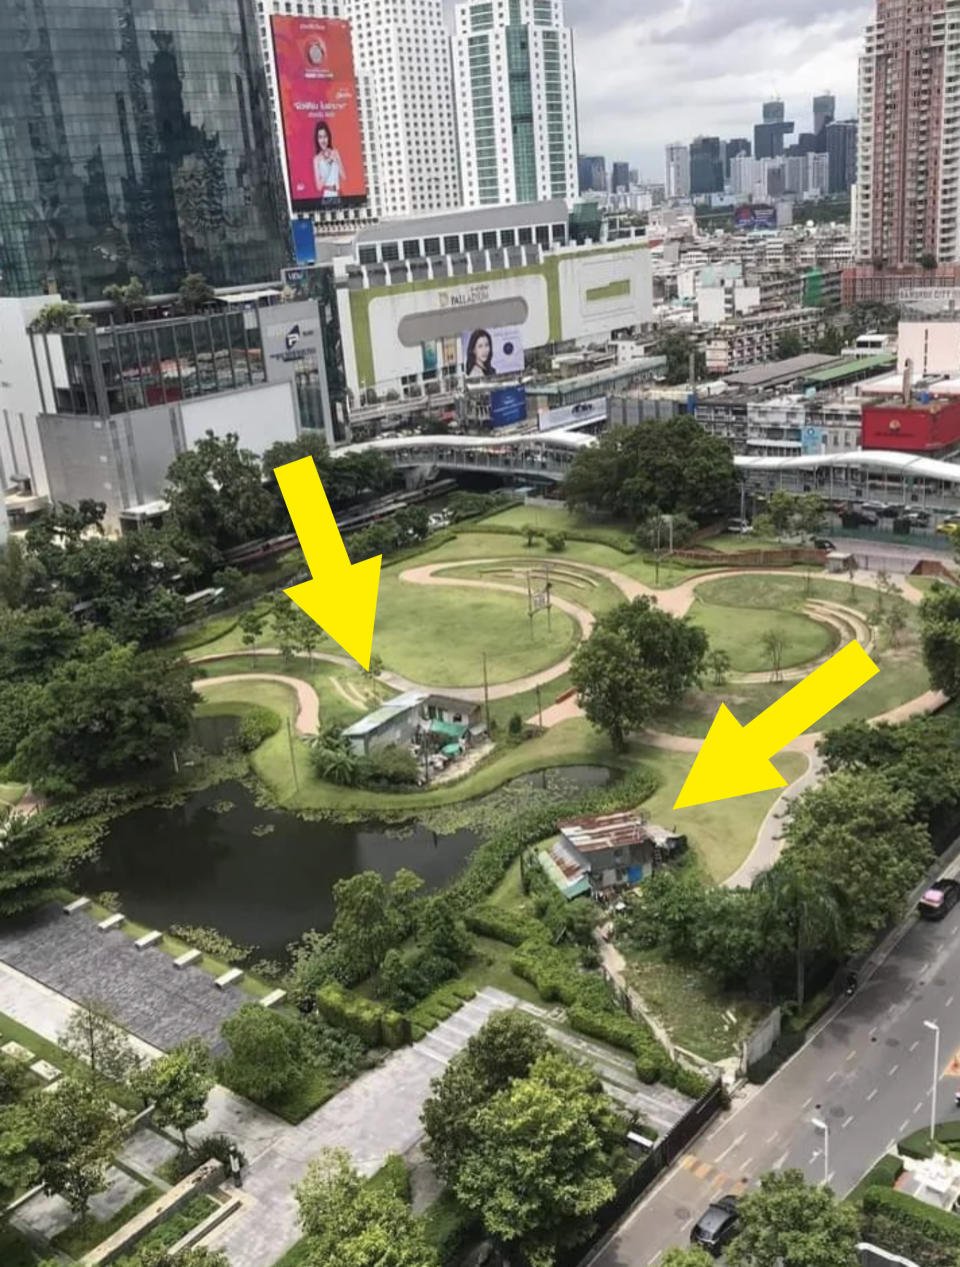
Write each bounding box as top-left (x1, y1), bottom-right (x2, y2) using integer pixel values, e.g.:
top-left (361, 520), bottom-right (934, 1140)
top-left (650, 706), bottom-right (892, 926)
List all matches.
top-left (564, 419), bottom-right (738, 524)
top-left (221, 1005), bottom-right (305, 1100)
top-left (29, 1077), bottom-right (119, 1215)
top-left (0, 812), bottom-right (65, 918)
top-left (727, 1169), bottom-right (859, 1267)
top-left (920, 583), bottom-right (960, 698)
top-left (570, 598), bottom-right (708, 748)
top-left (130, 1039), bottom-right (213, 1148)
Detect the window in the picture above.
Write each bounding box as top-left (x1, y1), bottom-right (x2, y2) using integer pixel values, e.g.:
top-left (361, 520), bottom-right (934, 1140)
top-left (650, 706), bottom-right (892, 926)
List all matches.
top-left (424, 236), bottom-right (441, 255)
top-left (443, 234), bottom-right (460, 253)
top-left (358, 245), bottom-right (378, 264)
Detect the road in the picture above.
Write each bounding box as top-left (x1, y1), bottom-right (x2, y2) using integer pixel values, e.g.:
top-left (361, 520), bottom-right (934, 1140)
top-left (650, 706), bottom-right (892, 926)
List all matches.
top-left (588, 897), bottom-right (960, 1266)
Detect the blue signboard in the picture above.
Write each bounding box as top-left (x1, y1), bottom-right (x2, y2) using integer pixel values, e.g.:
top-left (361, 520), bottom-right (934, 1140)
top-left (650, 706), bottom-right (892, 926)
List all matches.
top-left (291, 218), bottom-right (316, 266)
top-left (489, 386), bottom-right (527, 427)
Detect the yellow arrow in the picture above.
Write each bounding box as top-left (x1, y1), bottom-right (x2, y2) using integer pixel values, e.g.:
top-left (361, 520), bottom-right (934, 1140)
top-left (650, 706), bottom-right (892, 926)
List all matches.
top-left (274, 456), bottom-right (381, 670)
top-left (673, 641), bottom-right (879, 810)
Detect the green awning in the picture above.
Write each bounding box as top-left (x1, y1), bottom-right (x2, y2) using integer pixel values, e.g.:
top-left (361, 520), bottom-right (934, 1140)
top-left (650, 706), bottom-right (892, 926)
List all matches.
top-left (441, 743), bottom-right (462, 757)
top-left (430, 720), bottom-right (468, 739)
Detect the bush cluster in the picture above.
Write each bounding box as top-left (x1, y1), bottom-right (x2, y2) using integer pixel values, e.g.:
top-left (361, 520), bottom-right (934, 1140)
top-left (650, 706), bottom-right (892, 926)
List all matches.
top-left (469, 522), bottom-right (637, 554)
top-left (407, 980), bottom-right (477, 1037)
top-left (315, 982), bottom-right (409, 1049)
top-left (464, 904), bottom-right (546, 946)
top-left (861, 1187), bottom-right (960, 1266)
top-left (235, 705), bottom-right (281, 752)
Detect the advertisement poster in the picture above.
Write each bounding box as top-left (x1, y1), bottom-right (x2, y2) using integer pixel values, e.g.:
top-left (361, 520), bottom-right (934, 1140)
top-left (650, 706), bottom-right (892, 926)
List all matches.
top-left (461, 326), bottom-right (525, 380)
top-left (271, 16), bottom-right (366, 211)
top-left (490, 386), bottom-right (528, 427)
top-left (538, 396), bottom-right (607, 432)
top-left (733, 204), bottom-right (776, 231)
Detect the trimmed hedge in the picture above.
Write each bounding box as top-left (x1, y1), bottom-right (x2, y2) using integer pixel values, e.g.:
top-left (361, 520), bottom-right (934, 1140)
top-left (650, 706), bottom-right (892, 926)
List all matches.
top-left (367, 1153), bottom-right (411, 1204)
top-left (406, 978), bottom-right (476, 1034)
top-left (848, 1154), bottom-right (903, 1206)
top-left (861, 1187), bottom-right (960, 1264)
top-left (465, 904), bottom-right (547, 947)
top-left (468, 521), bottom-right (637, 555)
top-left (236, 705), bottom-right (282, 752)
top-left (899, 1118), bottom-right (960, 1161)
top-left (315, 983), bottom-right (409, 1049)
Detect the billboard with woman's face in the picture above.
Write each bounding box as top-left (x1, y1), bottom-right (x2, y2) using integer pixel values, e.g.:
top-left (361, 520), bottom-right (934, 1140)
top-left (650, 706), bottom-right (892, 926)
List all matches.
top-left (271, 17), bottom-right (367, 211)
top-left (461, 327), bottom-right (525, 380)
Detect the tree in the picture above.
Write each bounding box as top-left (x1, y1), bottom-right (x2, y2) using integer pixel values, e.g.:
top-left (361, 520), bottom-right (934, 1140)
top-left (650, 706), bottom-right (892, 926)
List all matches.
top-left (331, 871), bottom-right (402, 979)
top-left (920, 583), bottom-right (960, 696)
top-left (920, 252), bottom-right (938, 271)
top-left (422, 1012), bottom-right (552, 1181)
top-left (10, 644), bottom-right (197, 795)
top-left (60, 1000), bottom-right (141, 1087)
top-left (269, 595), bottom-right (299, 664)
top-left (0, 536), bottom-right (43, 609)
top-left (885, 599), bottom-right (909, 647)
top-left (768, 491), bottom-right (797, 536)
top-left (103, 275), bottom-right (146, 317)
top-left (761, 629), bottom-right (786, 683)
top-left (658, 331), bottom-right (706, 385)
top-left (522, 523), bottom-right (539, 547)
top-left (754, 857), bottom-right (843, 1006)
top-left (177, 273), bottom-right (216, 314)
top-left (449, 1051), bottom-right (626, 1267)
top-left (776, 332), bottom-right (804, 360)
top-left (0, 1101), bottom-right (40, 1195)
top-left (239, 609), bottom-right (265, 668)
top-left (165, 432), bottom-right (279, 566)
top-left (30, 1077), bottom-right (119, 1217)
top-left (796, 494), bottom-right (826, 538)
top-left (131, 1040), bottom-right (214, 1149)
top-left (416, 895), bottom-right (473, 966)
top-left (221, 1005), bottom-right (305, 1101)
top-left (312, 744), bottom-right (363, 787)
top-left (727, 1169), bottom-right (859, 1267)
top-left (564, 419), bottom-right (737, 525)
top-left (127, 1248), bottom-right (231, 1267)
top-left (0, 812), bottom-right (65, 918)
top-left (782, 771), bottom-right (931, 951)
top-left (294, 608), bottom-right (321, 666)
top-left (28, 302), bottom-right (93, 333)
top-left (295, 1147), bottom-right (438, 1267)
top-left (571, 598), bottom-right (708, 749)
top-left (705, 649), bottom-right (731, 686)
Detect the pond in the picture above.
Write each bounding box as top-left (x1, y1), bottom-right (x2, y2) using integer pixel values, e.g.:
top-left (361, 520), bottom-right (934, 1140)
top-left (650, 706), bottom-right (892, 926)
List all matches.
top-left (77, 766), bottom-right (617, 960)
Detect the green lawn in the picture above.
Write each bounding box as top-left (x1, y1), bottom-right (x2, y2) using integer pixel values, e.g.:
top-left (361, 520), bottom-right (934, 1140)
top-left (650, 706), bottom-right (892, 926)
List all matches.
top-left (687, 600), bottom-right (837, 673)
top-left (623, 949), bottom-right (767, 1062)
top-left (195, 656), bottom-right (384, 730)
top-left (694, 573), bottom-right (879, 617)
top-left (909, 574), bottom-right (957, 594)
top-left (435, 561), bottom-right (626, 615)
top-left (52, 1182), bottom-right (162, 1257)
top-left (696, 534), bottom-right (791, 554)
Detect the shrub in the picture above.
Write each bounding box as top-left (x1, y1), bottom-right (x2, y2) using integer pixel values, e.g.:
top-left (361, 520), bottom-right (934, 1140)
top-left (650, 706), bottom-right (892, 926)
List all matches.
top-left (659, 1061), bottom-right (713, 1099)
top-left (848, 1154), bottom-right (903, 1205)
top-left (236, 705), bottom-right (281, 752)
top-left (546, 531), bottom-right (567, 552)
top-left (406, 979), bottom-right (476, 1032)
top-left (368, 1153), bottom-right (411, 1204)
top-left (315, 983), bottom-right (403, 1047)
top-left (862, 1187), bottom-right (960, 1265)
top-left (162, 1132), bottom-right (248, 1184)
top-left (465, 904), bottom-right (546, 947)
top-left (508, 713), bottom-right (523, 736)
top-left (899, 1119), bottom-right (960, 1160)
top-left (366, 744), bottom-right (419, 786)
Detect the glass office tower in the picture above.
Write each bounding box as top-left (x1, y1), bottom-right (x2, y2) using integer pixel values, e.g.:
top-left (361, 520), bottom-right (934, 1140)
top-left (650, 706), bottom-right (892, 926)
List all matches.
top-left (0, 0), bottom-right (290, 299)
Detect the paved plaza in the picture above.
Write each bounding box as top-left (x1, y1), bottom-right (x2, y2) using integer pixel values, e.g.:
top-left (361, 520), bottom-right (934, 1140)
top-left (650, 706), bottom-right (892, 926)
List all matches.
top-left (0, 906), bottom-right (247, 1050)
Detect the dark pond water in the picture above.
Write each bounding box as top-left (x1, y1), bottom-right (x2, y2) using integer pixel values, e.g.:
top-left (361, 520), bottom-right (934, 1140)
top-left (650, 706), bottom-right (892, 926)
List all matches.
top-left (77, 766), bottom-right (616, 960)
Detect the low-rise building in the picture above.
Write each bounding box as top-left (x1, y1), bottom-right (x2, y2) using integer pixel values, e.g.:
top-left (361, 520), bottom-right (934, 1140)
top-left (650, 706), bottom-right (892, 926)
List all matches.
top-left (342, 691), bottom-right (482, 756)
top-left (705, 307), bottom-right (824, 375)
top-left (539, 811), bottom-right (686, 900)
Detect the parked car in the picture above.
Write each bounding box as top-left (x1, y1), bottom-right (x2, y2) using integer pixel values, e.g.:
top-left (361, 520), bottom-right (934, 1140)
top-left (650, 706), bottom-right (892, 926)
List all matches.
top-left (861, 500), bottom-right (889, 514)
top-left (691, 1196), bottom-right (740, 1256)
top-left (726, 518), bottom-right (753, 535)
top-left (936, 519), bottom-right (960, 537)
top-left (841, 509), bottom-right (879, 528)
top-left (813, 538), bottom-right (836, 551)
top-left (879, 503), bottom-right (904, 519)
top-left (917, 879), bottom-right (960, 921)
top-left (904, 509), bottom-right (931, 526)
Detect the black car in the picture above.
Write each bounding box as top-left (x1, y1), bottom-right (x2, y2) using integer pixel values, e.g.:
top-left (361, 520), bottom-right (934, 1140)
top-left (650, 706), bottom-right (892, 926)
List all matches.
top-left (841, 509), bottom-right (879, 528)
top-left (813, 538), bottom-right (836, 551)
top-left (917, 879), bottom-right (960, 921)
top-left (691, 1196), bottom-right (740, 1256)
top-left (879, 504), bottom-right (904, 519)
top-left (904, 509), bottom-right (931, 526)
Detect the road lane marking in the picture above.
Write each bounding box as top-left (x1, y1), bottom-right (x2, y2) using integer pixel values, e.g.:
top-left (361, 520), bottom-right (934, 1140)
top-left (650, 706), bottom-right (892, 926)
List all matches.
top-left (842, 1115), bottom-right (854, 1129)
top-left (802, 1096), bottom-right (812, 1108)
top-left (828, 1072), bottom-right (838, 1082)
top-left (695, 1162), bottom-right (713, 1179)
top-left (714, 1132), bottom-right (747, 1163)
top-left (948, 995), bottom-right (955, 1008)
top-left (910, 1041), bottom-right (920, 1053)
top-left (773, 1150), bottom-right (789, 1170)
top-left (679, 1154), bottom-right (695, 1170)
top-left (899, 1119), bottom-right (910, 1132)
top-left (889, 1064), bottom-right (900, 1076)
top-left (914, 1101), bottom-right (924, 1114)
top-left (766, 1132), bottom-right (779, 1144)
top-left (741, 1157), bottom-right (754, 1171)
top-left (867, 1088), bottom-right (878, 1101)
top-left (846, 1050), bottom-right (856, 1062)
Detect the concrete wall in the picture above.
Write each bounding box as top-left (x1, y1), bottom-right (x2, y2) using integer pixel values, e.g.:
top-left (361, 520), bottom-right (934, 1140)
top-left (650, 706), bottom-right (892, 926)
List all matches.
top-left (898, 320), bottom-right (960, 376)
top-left (181, 381), bottom-right (298, 453)
top-left (557, 246), bottom-right (653, 339)
top-left (0, 296), bottom-right (60, 496)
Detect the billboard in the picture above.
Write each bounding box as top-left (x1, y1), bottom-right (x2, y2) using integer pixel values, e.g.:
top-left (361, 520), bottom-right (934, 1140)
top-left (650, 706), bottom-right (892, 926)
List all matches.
top-left (733, 204), bottom-right (777, 230)
top-left (461, 326), bottom-right (525, 380)
top-left (489, 387), bottom-right (528, 427)
top-left (261, 300), bottom-right (323, 382)
top-left (538, 396), bottom-right (607, 432)
top-left (291, 219), bottom-right (317, 265)
top-left (271, 17), bottom-right (366, 212)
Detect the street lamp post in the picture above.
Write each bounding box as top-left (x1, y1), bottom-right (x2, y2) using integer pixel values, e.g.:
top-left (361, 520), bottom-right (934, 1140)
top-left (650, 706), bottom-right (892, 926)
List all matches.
top-left (924, 1019), bottom-right (941, 1143)
top-left (811, 1117), bottom-right (829, 1187)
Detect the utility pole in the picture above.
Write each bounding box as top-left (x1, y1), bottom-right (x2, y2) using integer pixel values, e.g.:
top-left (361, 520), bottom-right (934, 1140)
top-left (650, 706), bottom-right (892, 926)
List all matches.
top-left (482, 652), bottom-right (491, 732)
top-left (527, 569), bottom-right (534, 642)
top-left (536, 682), bottom-right (543, 732)
top-left (286, 718), bottom-right (300, 792)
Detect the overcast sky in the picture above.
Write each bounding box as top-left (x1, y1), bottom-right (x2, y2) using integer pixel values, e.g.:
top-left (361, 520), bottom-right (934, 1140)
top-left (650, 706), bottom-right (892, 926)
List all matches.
top-left (445, 0), bottom-right (872, 183)
top-left (569, 0), bottom-right (872, 179)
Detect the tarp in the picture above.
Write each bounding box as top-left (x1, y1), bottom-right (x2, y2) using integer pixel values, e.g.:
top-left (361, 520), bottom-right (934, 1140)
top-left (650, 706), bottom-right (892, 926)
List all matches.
top-left (430, 720), bottom-right (468, 739)
top-left (441, 743), bottom-right (461, 757)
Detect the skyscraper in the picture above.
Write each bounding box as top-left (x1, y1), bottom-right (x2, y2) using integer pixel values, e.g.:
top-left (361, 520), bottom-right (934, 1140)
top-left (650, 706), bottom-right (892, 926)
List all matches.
top-left (813, 93), bottom-right (836, 136)
top-left (578, 155), bottom-right (608, 193)
top-left (664, 144), bottom-right (691, 199)
top-left (453, 0), bottom-right (579, 208)
top-left (725, 138), bottom-right (752, 180)
top-left (0, 0), bottom-right (289, 300)
top-left (689, 137), bottom-right (724, 195)
top-left (345, 0), bottom-right (461, 218)
top-left (855, 0), bottom-right (960, 264)
top-left (755, 99), bottom-right (794, 160)
top-left (826, 120), bottom-right (858, 194)
top-left (611, 162), bottom-right (630, 193)
top-left (763, 100), bottom-right (786, 123)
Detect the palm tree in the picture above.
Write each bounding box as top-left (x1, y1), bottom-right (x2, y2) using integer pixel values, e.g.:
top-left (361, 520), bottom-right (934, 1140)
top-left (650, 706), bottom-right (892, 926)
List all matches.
top-left (754, 862), bottom-right (844, 1007)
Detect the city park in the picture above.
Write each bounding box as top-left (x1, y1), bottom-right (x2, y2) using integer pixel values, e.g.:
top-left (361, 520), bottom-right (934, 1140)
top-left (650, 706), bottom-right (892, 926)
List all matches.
top-left (0, 422), bottom-right (958, 1267)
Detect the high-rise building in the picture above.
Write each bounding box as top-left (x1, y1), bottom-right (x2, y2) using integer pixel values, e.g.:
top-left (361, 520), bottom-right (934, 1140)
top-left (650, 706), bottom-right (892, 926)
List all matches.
top-left (0, 0), bottom-right (289, 300)
top-left (725, 138), bottom-right (752, 180)
top-left (855, 0), bottom-right (960, 264)
top-left (257, 0), bottom-right (377, 229)
top-left (611, 162), bottom-right (630, 193)
top-left (689, 137), bottom-right (724, 195)
top-left (345, 0), bottom-right (461, 219)
top-left (664, 144), bottom-right (691, 199)
top-left (579, 155), bottom-right (608, 193)
top-left (453, 0), bottom-right (579, 208)
top-left (814, 93), bottom-right (836, 136)
top-left (755, 100), bottom-right (795, 160)
top-left (826, 120), bottom-right (858, 194)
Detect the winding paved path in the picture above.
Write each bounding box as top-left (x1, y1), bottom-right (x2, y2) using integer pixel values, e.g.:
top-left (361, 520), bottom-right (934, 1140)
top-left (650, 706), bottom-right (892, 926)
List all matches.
top-left (191, 561), bottom-right (944, 884)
